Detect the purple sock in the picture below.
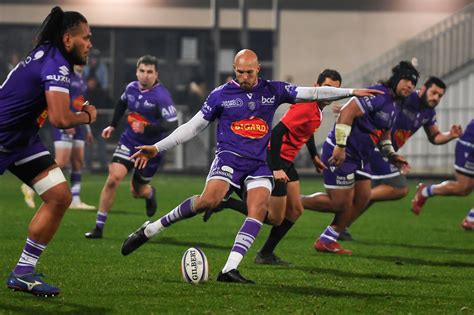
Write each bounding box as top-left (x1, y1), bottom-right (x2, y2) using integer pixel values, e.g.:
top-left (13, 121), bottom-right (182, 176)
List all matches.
top-left (160, 196), bottom-right (196, 227)
top-left (71, 171), bottom-right (81, 199)
top-left (13, 238), bottom-right (46, 275)
top-left (320, 226), bottom-right (339, 244)
top-left (231, 217), bottom-right (263, 256)
top-left (96, 211), bottom-right (108, 230)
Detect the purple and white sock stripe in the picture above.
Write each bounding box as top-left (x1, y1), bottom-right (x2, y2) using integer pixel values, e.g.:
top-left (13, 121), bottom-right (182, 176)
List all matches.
top-left (71, 171), bottom-right (81, 197)
top-left (231, 217), bottom-right (262, 256)
top-left (160, 196), bottom-right (196, 227)
top-left (96, 211), bottom-right (108, 230)
top-left (320, 225), bottom-right (339, 244)
top-left (13, 238), bottom-right (46, 275)
top-left (467, 209), bottom-right (474, 221)
top-left (427, 185), bottom-right (434, 197)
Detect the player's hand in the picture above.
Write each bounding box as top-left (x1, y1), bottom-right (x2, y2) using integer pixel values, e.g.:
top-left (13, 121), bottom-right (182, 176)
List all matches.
top-left (131, 121), bottom-right (145, 134)
top-left (328, 145), bottom-right (346, 167)
top-left (449, 124), bottom-right (463, 139)
top-left (352, 89), bottom-right (384, 97)
top-left (64, 128), bottom-right (75, 135)
top-left (312, 156), bottom-right (327, 173)
top-left (102, 126), bottom-right (115, 139)
top-left (81, 103), bottom-right (97, 124)
top-left (86, 131), bottom-right (93, 144)
top-left (388, 154), bottom-right (411, 174)
top-left (131, 145), bottom-right (159, 169)
top-left (273, 169), bottom-right (289, 183)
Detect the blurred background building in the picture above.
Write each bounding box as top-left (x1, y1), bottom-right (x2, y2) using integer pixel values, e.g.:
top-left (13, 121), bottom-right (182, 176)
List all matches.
top-left (1, 0), bottom-right (473, 176)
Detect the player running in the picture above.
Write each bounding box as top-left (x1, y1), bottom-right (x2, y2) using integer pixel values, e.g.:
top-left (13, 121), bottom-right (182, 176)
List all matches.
top-left (21, 65), bottom-right (96, 210)
top-left (121, 49), bottom-right (382, 283)
top-left (1, 7), bottom-right (95, 296)
top-left (306, 61), bottom-right (417, 255)
top-left (303, 77), bottom-right (462, 240)
top-left (411, 119), bottom-right (473, 226)
top-left (84, 55), bottom-right (178, 239)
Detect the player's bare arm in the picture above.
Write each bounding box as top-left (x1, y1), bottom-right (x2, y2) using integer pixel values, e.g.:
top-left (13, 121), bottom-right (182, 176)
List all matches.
top-left (424, 123), bottom-right (463, 144)
top-left (46, 91), bottom-right (96, 128)
top-left (328, 99), bottom-right (364, 167)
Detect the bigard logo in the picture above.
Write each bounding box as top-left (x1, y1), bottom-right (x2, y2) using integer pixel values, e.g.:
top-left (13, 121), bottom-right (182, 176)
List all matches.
top-left (231, 116), bottom-right (269, 139)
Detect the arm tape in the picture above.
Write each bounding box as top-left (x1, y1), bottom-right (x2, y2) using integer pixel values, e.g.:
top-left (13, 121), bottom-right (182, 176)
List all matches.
top-left (295, 86), bottom-right (354, 102)
top-left (379, 139), bottom-right (396, 157)
top-left (335, 124), bottom-right (352, 147)
top-left (154, 111), bottom-right (209, 152)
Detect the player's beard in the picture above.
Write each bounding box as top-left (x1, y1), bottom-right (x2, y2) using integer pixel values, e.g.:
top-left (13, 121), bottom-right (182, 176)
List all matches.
top-left (68, 46), bottom-right (87, 65)
top-left (419, 91), bottom-right (437, 108)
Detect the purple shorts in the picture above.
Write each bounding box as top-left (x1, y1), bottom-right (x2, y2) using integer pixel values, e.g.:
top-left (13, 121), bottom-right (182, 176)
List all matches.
top-left (321, 141), bottom-right (371, 189)
top-left (112, 133), bottom-right (162, 181)
top-left (0, 136), bottom-right (52, 176)
top-left (207, 151), bottom-right (273, 189)
top-left (369, 149), bottom-right (401, 180)
top-left (52, 126), bottom-right (86, 142)
top-left (454, 139), bottom-right (474, 177)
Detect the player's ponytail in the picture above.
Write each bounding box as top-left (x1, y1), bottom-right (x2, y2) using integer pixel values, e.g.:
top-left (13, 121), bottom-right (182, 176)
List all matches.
top-left (33, 6), bottom-right (87, 50)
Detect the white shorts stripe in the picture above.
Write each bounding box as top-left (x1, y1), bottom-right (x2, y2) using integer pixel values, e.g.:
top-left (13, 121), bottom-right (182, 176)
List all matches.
top-left (14, 151), bottom-right (50, 166)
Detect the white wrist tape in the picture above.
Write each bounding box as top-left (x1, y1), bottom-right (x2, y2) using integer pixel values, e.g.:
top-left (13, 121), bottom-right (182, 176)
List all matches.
top-left (379, 139), bottom-right (396, 157)
top-left (33, 167), bottom-right (67, 195)
top-left (335, 124), bottom-right (352, 146)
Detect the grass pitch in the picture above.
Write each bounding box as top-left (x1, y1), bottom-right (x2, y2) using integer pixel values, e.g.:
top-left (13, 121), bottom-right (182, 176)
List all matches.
top-left (0, 173), bottom-right (473, 314)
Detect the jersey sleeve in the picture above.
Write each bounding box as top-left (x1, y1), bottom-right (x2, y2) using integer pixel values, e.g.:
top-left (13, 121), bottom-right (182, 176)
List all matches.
top-left (41, 57), bottom-right (71, 94)
top-left (425, 110), bottom-right (437, 127)
top-left (158, 89), bottom-right (178, 122)
top-left (355, 93), bottom-right (387, 114)
top-left (275, 81), bottom-right (298, 105)
top-left (200, 89), bottom-right (222, 122)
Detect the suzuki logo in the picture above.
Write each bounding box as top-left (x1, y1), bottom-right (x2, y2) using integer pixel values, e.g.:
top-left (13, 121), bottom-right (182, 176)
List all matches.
top-left (58, 65), bottom-right (69, 76)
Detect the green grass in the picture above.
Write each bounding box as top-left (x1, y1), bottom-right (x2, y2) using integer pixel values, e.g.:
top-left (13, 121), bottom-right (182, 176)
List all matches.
top-left (0, 173), bottom-right (473, 314)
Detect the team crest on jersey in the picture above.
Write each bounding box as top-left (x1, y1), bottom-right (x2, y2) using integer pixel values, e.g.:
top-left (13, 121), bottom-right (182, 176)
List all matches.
top-left (248, 102), bottom-right (256, 111)
top-left (231, 116), bottom-right (268, 139)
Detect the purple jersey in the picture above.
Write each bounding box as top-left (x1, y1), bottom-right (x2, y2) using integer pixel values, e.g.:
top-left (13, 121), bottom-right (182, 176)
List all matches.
top-left (120, 81), bottom-right (178, 144)
top-left (460, 119), bottom-right (474, 143)
top-left (201, 79), bottom-right (297, 161)
top-left (391, 91), bottom-right (436, 151)
top-left (69, 71), bottom-right (86, 112)
top-left (327, 85), bottom-right (399, 161)
top-left (0, 44), bottom-right (72, 150)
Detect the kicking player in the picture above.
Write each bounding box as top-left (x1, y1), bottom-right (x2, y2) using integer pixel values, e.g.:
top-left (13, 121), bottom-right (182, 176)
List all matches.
top-left (309, 61), bottom-right (417, 255)
top-left (121, 49), bottom-right (381, 283)
top-left (21, 65), bottom-right (96, 210)
top-left (84, 55), bottom-right (178, 239)
top-left (411, 119), bottom-right (473, 227)
top-left (204, 69), bottom-right (341, 265)
top-left (1, 7), bottom-right (95, 296)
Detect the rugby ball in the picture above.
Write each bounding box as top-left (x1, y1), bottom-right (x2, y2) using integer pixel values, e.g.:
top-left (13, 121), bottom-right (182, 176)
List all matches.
top-left (181, 247), bottom-right (209, 284)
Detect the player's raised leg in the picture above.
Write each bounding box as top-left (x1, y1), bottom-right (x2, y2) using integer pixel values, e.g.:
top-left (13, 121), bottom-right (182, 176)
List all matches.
top-left (121, 179), bottom-right (229, 255)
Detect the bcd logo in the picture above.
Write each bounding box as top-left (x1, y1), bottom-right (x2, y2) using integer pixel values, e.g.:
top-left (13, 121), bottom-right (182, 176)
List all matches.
top-left (261, 95), bottom-right (275, 105)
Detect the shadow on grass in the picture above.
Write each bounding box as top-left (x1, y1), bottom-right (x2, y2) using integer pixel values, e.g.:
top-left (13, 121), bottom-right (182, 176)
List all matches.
top-left (1, 295), bottom-right (110, 314)
top-left (360, 254), bottom-right (474, 268)
top-left (266, 283), bottom-right (410, 299)
top-left (356, 239), bottom-right (474, 255)
top-left (293, 265), bottom-right (443, 284)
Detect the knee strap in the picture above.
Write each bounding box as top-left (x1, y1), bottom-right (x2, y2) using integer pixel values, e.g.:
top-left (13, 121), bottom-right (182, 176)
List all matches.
top-left (33, 167), bottom-right (67, 195)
